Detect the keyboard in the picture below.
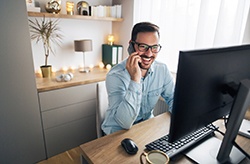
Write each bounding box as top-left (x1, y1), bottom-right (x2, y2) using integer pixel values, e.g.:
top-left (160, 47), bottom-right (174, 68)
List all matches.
top-left (145, 124), bottom-right (216, 158)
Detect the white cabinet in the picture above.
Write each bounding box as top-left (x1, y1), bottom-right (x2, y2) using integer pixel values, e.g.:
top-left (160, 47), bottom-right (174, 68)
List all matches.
top-left (39, 83), bottom-right (97, 157)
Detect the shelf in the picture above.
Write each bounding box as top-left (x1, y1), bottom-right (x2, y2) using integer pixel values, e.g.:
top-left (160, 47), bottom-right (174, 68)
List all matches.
top-left (36, 67), bottom-right (108, 92)
top-left (28, 12), bottom-right (123, 22)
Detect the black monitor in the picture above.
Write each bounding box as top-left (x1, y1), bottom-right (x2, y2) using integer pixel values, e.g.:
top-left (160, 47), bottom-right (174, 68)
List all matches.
top-left (169, 44), bottom-right (250, 162)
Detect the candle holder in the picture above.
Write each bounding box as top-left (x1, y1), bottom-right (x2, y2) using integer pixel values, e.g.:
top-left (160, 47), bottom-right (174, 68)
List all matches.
top-left (66, 1), bottom-right (74, 15)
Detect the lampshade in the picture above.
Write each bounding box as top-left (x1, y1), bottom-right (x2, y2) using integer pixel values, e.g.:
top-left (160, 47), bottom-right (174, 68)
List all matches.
top-left (74, 39), bottom-right (92, 52)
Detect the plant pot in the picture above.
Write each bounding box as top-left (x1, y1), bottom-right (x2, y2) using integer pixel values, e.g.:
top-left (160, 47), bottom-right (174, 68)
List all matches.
top-left (40, 65), bottom-right (52, 78)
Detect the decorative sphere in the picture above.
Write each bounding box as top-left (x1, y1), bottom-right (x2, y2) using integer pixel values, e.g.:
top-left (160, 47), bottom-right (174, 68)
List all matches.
top-left (45, 1), bottom-right (61, 14)
top-left (56, 74), bottom-right (64, 82)
top-left (68, 73), bottom-right (74, 79)
top-left (64, 74), bottom-right (71, 82)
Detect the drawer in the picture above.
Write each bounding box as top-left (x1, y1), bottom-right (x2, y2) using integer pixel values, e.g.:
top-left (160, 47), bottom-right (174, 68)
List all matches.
top-left (44, 115), bottom-right (96, 158)
top-left (42, 99), bottom-right (96, 129)
top-left (39, 83), bottom-right (96, 111)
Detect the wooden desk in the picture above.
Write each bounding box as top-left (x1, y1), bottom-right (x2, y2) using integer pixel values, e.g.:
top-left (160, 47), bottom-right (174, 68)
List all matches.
top-left (80, 113), bottom-right (250, 164)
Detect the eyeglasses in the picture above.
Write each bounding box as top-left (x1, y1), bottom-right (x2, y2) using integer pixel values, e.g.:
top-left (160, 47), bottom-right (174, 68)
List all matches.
top-left (132, 41), bottom-right (162, 53)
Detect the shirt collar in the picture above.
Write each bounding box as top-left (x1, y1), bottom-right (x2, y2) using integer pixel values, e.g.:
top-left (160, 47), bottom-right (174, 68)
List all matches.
top-left (147, 61), bottom-right (155, 75)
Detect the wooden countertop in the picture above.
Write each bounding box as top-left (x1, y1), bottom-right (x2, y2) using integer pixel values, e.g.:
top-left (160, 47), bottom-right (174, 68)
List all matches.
top-left (36, 67), bottom-right (109, 92)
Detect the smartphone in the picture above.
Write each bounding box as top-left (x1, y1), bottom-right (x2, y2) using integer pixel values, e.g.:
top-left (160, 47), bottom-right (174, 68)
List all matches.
top-left (127, 43), bottom-right (142, 68)
top-left (127, 43), bottom-right (135, 55)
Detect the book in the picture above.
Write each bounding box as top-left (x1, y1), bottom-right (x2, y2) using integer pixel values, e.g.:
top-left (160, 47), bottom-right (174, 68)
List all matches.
top-left (102, 44), bottom-right (123, 67)
top-left (90, 5), bottom-right (122, 18)
top-left (27, 6), bottom-right (41, 12)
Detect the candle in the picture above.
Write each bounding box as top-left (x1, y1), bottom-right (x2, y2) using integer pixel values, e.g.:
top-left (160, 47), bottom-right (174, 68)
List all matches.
top-left (66, 1), bottom-right (74, 15)
top-left (99, 62), bottom-right (105, 68)
top-left (106, 64), bottom-right (112, 70)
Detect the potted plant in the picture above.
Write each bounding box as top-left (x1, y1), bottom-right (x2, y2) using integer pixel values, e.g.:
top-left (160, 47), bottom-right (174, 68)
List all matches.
top-left (29, 16), bottom-right (62, 77)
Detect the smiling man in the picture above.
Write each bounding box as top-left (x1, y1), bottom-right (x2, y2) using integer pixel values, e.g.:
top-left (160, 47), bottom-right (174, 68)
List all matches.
top-left (101, 22), bottom-right (175, 135)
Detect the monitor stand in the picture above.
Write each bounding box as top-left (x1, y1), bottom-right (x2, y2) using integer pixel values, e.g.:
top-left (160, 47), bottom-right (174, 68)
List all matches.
top-left (185, 79), bottom-right (250, 164)
top-left (185, 136), bottom-right (245, 164)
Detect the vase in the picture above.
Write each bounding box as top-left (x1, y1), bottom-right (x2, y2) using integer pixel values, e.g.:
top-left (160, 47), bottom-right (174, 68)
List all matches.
top-left (40, 65), bottom-right (52, 78)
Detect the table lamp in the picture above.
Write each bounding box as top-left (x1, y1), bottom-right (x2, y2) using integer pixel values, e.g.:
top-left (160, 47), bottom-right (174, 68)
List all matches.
top-left (74, 39), bottom-right (92, 73)
top-left (107, 34), bottom-right (114, 45)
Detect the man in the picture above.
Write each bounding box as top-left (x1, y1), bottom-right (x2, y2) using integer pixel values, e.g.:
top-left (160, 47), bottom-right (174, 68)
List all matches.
top-left (101, 22), bottom-right (175, 135)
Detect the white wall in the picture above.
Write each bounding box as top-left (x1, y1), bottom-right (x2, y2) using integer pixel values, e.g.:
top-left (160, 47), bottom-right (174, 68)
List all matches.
top-left (30, 0), bottom-right (114, 72)
top-left (112, 0), bottom-right (135, 59)
top-left (243, 7), bottom-right (250, 44)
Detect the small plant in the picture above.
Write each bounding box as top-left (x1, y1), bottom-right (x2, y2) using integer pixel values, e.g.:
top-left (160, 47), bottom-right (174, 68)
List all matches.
top-left (29, 16), bottom-right (63, 66)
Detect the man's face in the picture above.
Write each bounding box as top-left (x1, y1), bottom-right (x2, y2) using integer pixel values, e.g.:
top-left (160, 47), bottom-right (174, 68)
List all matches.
top-left (134, 32), bottom-right (160, 70)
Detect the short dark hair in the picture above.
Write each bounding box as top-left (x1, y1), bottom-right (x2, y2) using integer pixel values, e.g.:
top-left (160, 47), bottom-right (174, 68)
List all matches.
top-left (131, 22), bottom-right (160, 41)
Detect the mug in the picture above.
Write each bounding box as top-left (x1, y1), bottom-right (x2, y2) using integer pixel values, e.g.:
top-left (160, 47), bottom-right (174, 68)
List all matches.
top-left (140, 150), bottom-right (169, 164)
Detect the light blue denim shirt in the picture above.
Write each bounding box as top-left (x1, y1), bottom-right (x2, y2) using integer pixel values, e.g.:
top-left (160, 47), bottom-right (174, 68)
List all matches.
top-left (101, 59), bottom-right (175, 135)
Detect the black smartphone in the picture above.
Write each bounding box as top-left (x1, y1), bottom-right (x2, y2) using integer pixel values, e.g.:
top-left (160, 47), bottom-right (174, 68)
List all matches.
top-left (127, 43), bottom-right (135, 55)
top-left (127, 43), bottom-right (142, 68)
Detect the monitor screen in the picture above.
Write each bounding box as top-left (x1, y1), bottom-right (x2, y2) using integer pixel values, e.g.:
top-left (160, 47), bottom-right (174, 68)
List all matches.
top-left (169, 44), bottom-right (250, 143)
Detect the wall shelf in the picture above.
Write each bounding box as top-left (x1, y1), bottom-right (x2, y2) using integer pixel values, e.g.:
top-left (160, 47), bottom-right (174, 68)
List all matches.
top-left (28, 12), bottom-right (123, 22)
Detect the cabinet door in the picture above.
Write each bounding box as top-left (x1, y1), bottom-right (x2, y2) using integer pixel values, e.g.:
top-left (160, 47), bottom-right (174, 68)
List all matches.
top-left (39, 83), bottom-right (97, 157)
top-left (42, 100), bottom-right (96, 129)
top-left (44, 100), bottom-right (96, 157)
top-left (39, 83), bottom-right (96, 111)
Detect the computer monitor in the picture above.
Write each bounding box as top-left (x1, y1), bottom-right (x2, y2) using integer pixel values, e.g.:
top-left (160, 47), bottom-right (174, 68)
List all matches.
top-left (169, 44), bottom-right (250, 162)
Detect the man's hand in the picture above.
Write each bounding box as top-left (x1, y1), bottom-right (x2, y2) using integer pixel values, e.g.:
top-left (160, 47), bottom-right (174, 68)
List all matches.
top-left (126, 52), bottom-right (142, 83)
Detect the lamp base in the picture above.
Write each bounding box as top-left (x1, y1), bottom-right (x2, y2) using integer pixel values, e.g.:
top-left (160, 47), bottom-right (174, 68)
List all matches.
top-left (79, 68), bottom-right (90, 73)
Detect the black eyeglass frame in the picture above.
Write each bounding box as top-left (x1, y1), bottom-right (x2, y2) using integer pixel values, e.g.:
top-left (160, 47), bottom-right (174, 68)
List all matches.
top-left (131, 41), bottom-right (162, 53)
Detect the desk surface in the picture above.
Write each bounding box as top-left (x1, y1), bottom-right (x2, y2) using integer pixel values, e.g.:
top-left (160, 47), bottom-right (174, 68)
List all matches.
top-left (80, 113), bottom-right (250, 164)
